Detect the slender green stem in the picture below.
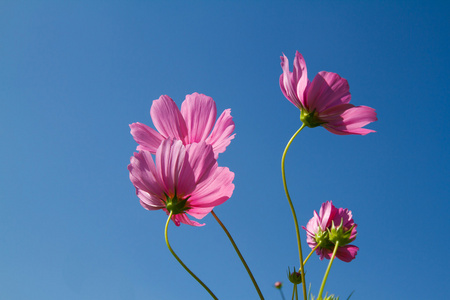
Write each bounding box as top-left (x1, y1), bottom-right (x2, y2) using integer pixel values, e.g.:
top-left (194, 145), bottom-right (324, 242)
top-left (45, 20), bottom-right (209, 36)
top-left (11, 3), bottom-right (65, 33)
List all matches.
top-left (303, 244), bottom-right (320, 266)
top-left (164, 211), bottom-right (218, 300)
top-left (211, 210), bottom-right (264, 300)
top-left (279, 288), bottom-right (286, 300)
top-left (281, 123), bottom-right (308, 300)
top-left (291, 284), bottom-right (296, 300)
top-left (317, 241), bottom-right (340, 299)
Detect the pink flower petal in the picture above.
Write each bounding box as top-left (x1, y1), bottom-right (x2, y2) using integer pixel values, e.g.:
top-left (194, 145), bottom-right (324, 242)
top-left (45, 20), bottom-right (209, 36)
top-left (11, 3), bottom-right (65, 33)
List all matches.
top-left (128, 151), bottom-right (164, 197)
top-left (174, 213), bottom-right (204, 227)
top-left (156, 139), bottom-right (195, 198)
top-left (205, 108), bottom-right (235, 157)
top-left (130, 122), bottom-right (164, 153)
top-left (181, 93), bottom-right (217, 144)
top-left (186, 142), bottom-right (217, 184)
top-left (336, 245), bottom-right (359, 262)
top-left (322, 105), bottom-right (377, 135)
top-left (319, 200), bottom-right (336, 230)
top-left (137, 189), bottom-right (165, 210)
top-left (189, 166), bottom-right (234, 208)
top-left (293, 51), bottom-right (310, 108)
top-left (187, 206), bottom-right (214, 219)
top-left (338, 106), bottom-right (378, 129)
top-left (280, 54), bottom-right (303, 109)
top-left (322, 125), bottom-right (376, 135)
top-left (307, 71), bottom-right (351, 113)
top-left (150, 95), bottom-right (188, 142)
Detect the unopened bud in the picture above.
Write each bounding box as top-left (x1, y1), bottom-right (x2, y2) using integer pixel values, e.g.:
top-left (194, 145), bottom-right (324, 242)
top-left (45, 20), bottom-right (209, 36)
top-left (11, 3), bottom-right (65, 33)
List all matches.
top-left (287, 267), bottom-right (302, 284)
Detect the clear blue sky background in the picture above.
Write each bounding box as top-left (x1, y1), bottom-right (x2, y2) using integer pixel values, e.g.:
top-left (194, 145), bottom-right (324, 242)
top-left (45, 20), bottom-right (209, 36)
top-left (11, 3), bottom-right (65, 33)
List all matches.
top-left (1, 1), bottom-right (449, 299)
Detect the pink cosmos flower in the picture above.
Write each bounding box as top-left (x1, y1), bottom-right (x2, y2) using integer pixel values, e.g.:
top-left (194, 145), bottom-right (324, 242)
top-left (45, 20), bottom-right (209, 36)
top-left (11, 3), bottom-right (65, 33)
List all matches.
top-left (130, 93), bottom-right (235, 158)
top-left (280, 51), bottom-right (377, 135)
top-left (128, 139), bottom-right (234, 226)
top-left (303, 201), bottom-right (359, 262)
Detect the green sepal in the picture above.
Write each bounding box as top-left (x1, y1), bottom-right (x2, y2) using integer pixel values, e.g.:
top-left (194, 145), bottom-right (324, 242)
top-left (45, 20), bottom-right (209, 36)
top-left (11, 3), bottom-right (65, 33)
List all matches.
top-left (314, 226), bottom-right (334, 250)
top-left (165, 195), bottom-right (190, 215)
top-left (328, 218), bottom-right (356, 246)
top-left (300, 109), bottom-right (326, 128)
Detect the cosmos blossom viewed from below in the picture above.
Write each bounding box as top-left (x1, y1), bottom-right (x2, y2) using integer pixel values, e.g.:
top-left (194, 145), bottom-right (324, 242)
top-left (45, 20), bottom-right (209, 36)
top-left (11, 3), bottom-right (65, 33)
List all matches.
top-left (128, 139), bottom-right (235, 226)
top-left (280, 51), bottom-right (377, 135)
top-left (130, 93), bottom-right (235, 158)
top-left (303, 200), bottom-right (359, 262)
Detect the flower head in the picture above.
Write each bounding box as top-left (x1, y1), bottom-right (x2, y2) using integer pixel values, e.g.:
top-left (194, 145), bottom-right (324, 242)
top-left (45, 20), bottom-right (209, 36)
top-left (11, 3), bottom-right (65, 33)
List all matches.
top-left (303, 201), bottom-right (358, 262)
top-left (128, 139), bottom-right (235, 226)
top-left (280, 51), bottom-right (377, 135)
top-left (274, 281), bottom-right (283, 289)
top-left (130, 93), bottom-right (235, 158)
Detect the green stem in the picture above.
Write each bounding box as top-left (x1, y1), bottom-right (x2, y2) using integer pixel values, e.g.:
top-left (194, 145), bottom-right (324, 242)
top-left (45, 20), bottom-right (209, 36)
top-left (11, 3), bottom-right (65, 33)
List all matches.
top-left (317, 241), bottom-right (340, 299)
top-left (303, 244), bottom-right (320, 266)
top-left (164, 211), bottom-right (218, 300)
top-left (211, 210), bottom-right (264, 300)
top-left (281, 123), bottom-right (308, 300)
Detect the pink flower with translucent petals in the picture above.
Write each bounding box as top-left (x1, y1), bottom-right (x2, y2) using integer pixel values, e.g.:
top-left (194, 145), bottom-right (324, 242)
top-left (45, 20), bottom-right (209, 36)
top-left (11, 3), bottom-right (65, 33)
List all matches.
top-left (280, 51), bottom-right (377, 135)
top-left (128, 139), bottom-right (234, 226)
top-left (303, 201), bottom-right (359, 262)
top-left (130, 93), bottom-right (235, 158)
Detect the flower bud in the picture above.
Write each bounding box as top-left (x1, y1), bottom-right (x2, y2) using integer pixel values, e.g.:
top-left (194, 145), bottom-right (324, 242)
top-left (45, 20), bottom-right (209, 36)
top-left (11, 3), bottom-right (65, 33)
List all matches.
top-left (274, 281), bottom-right (283, 289)
top-left (287, 267), bottom-right (302, 284)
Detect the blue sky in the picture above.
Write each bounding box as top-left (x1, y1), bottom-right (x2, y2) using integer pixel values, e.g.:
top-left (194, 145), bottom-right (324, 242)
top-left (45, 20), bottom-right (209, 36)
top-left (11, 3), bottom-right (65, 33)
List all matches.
top-left (1, 1), bottom-right (449, 299)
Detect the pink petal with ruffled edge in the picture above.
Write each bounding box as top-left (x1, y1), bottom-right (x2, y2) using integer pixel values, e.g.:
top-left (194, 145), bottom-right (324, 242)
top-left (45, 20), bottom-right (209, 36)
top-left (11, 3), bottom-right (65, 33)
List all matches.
top-left (189, 166), bottom-right (234, 209)
top-left (205, 109), bottom-right (235, 157)
top-left (306, 71), bottom-right (351, 113)
top-left (137, 189), bottom-right (165, 210)
top-left (293, 51), bottom-right (310, 108)
top-left (336, 245), bottom-right (359, 262)
top-left (129, 122), bottom-right (164, 153)
top-left (150, 95), bottom-right (188, 142)
top-left (156, 139), bottom-right (196, 199)
top-left (173, 212), bottom-right (204, 227)
top-left (128, 151), bottom-right (164, 198)
top-left (181, 93), bottom-right (217, 144)
top-left (319, 200), bottom-right (336, 230)
top-left (280, 54), bottom-right (303, 109)
top-left (128, 151), bottom-right (167, 210)
top-left (322, 105), bottom-right (377, 135)
top-left (303, 217), bottom-right (319, 248)
top-left (187, 206), bottom-right (214, 220)
top-left (185, 142), bottom-right (217, 184)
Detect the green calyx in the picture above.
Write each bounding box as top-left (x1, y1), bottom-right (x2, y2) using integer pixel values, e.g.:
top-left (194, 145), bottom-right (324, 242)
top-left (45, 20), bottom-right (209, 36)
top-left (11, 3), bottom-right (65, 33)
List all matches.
top-left (328, 218), bottom-right (356, 246)
top-left (300, 109), bottom-right (325, 128)
top-left (165, 195), bottom-right (190, 215)
top-left (314, 227), bottom-right (334, 250)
